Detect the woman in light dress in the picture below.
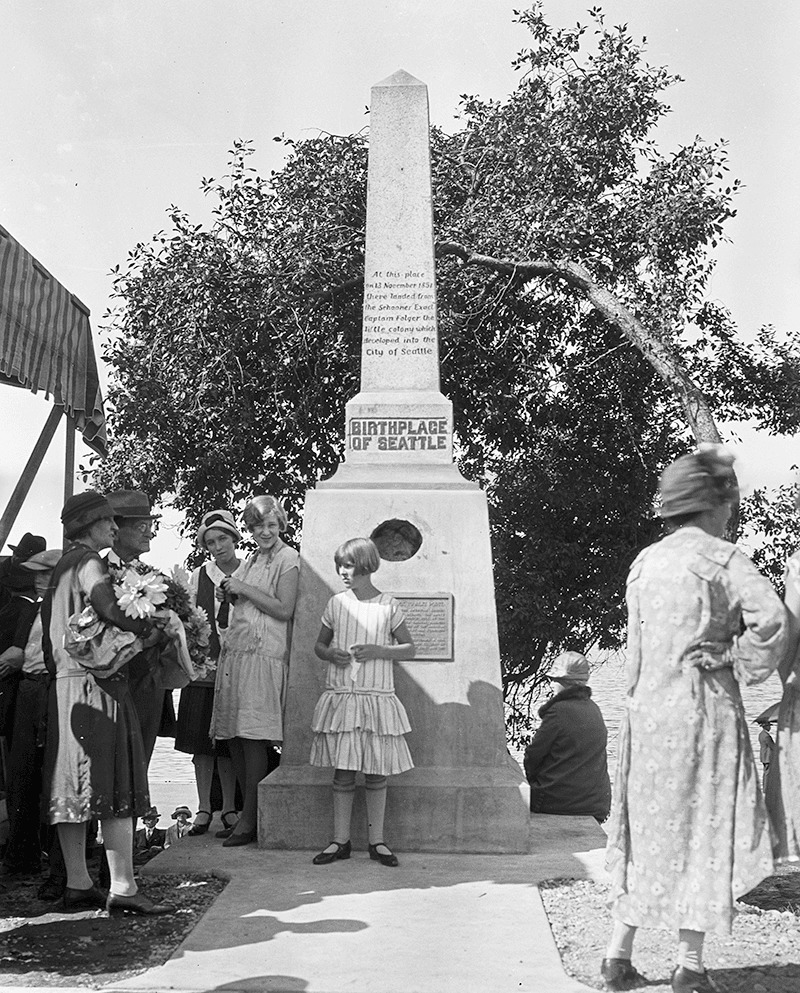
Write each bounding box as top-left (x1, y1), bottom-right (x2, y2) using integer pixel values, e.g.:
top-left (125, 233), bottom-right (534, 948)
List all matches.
top-left (766, 490), bottom-right (800, 861)
top-left (210, 496), bottom-right (299, 846)
top-left (602, 446), bottom-right (787, 993)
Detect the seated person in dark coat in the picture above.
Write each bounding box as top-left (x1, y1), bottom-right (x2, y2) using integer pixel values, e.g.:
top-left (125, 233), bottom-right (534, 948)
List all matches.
top-left (134, 807), bottom-right (167, 863)
top-left (524, 651), bottom-right (611, 822)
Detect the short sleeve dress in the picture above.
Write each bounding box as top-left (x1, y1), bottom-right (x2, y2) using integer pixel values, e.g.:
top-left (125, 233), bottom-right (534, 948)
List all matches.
top-left (210, 543), bottom-right (299, 743)
top-left (309, 591), bottom-right (414, 776)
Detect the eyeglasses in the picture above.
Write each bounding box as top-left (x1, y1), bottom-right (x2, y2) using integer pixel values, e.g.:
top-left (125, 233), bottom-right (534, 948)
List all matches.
top-left (122, 519), bottom-right (157, 535)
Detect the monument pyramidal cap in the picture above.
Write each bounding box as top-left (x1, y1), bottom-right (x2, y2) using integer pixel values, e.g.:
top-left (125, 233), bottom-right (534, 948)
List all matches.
top-left (260, 70), bottom-right (532, 854)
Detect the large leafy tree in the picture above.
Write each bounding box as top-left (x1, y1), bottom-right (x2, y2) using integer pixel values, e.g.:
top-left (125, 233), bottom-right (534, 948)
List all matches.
top-left (92, 4), bottom-right (798, 723)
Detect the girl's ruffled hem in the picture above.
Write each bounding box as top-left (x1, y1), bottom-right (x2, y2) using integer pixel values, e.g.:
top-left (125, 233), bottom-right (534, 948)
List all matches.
top-left (311, 690), bottom-right (411, 736)
top-left (310, 730), bottom-right (414, 776)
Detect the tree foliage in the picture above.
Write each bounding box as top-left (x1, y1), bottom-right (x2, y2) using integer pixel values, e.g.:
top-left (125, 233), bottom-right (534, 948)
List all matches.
top-left (91, 3), bottom-right (799, 719)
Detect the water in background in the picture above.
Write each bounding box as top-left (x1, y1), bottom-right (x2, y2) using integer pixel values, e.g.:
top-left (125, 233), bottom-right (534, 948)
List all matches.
top-left (151, 661), bottom-right (784, 805)
top-left (586, 650), bottom-right (782, 781)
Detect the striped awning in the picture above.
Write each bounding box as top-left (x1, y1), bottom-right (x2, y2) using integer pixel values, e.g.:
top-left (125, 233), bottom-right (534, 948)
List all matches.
top-left (0, 224), bottom-right (107, 456)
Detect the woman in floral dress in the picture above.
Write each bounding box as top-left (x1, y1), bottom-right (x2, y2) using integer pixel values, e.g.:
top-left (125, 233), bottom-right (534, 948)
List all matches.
top-left (602, 446), bottom-right (787, 993)
top-left (766, 492), bottom-right (800, 862)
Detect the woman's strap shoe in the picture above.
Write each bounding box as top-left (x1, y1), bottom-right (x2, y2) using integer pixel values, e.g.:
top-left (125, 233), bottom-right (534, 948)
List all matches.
top-left (312, 840), bottom-right (351, 864)
top-left (62, 885), bottom-right (108, 911)
top-left (672, 966), bottom-right (719, 993)
top-left (187, 810), bottom-right (212, 836)
top-left (215, 811), bottom-right (239, 838)
top-left (106, 891), bottom-right (174, 915)
top-left (368, 842), bottom-right (399, 867)
top-left (600, 957), bottom-right (645, 989)
top-left (222, 827), bottom-right (257, 847)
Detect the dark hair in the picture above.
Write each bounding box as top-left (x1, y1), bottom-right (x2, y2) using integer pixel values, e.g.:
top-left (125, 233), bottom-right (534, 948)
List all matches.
top-left (334, 537), bottom-right (380, 576)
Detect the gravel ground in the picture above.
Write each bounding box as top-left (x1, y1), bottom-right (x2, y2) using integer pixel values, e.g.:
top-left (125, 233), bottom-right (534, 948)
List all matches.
top-left (540, 864), bottom-right (800, 993)
top-left (0, 864), bottom-right (226, 989)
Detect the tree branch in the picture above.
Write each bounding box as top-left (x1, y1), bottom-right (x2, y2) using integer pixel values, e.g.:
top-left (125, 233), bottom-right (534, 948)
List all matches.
top-left (435, 242), bottom-right (722, 444)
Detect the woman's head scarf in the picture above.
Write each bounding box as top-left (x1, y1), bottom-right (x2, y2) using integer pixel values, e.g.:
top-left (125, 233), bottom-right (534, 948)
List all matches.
top-left (658, 444), bottom-right (738, 519)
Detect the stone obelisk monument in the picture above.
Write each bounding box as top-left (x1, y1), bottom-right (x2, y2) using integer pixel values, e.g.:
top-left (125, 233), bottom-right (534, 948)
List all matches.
top-left (261, 70), bottom-right (530, 853)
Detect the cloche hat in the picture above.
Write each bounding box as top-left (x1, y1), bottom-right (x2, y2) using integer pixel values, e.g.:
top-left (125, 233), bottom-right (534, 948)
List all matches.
top-left (547, 651), bottom-right (590, 684)
top-left (197, 509), bottom-right (242, 547)
top-left (658, 444), bottom-right (737, 519)
top-left (61, 492), bottom-right (115, 540)
top-left (20, 549), bottom-right (62, 571)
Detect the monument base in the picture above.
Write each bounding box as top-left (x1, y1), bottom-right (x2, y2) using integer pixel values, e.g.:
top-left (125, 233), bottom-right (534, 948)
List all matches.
top-left (260, 762), bottom-right (531, 854)
top-left (259, 483), bottom-right (531, 855)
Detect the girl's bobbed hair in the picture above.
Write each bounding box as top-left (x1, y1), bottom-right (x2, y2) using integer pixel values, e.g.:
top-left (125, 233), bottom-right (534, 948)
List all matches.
top-left (243, 495), bottom-right (288, 533)
top-left (334, 537), bottom-right (380, 576)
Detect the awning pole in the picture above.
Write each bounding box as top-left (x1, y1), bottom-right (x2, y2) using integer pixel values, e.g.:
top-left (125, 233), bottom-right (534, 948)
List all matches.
top-left (0, 404), bottom-right (64, 549)
top-left (63, 413), bottom-right (76, 549)
top-left (64, 413), bottom-right (75, 503)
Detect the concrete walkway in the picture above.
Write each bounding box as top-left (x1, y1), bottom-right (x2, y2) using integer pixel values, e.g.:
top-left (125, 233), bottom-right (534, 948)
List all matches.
top-left (2, 812), bottom-right (608, 993)
top-left (91, 813), bottom-right (606, 993)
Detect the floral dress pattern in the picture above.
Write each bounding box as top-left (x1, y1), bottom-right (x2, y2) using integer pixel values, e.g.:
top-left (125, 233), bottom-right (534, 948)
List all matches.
top-left (606, 526), bottom-right (787, 934)
top-left (766, 552), bottom-right (800, 861)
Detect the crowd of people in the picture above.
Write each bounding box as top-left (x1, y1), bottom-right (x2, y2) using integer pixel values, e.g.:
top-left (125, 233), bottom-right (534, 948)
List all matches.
top-left (0, 489), bottom-right (417, 915)
top-left (1, 446), bottom-right (800, 993)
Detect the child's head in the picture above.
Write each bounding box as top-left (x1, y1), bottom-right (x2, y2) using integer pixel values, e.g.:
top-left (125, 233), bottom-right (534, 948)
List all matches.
top-left (334, 537), bottom-right (380, 576)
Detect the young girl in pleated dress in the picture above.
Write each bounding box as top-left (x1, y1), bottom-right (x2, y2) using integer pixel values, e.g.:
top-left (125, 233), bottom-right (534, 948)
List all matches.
top-left (310, 537), bottom-right (415, 867)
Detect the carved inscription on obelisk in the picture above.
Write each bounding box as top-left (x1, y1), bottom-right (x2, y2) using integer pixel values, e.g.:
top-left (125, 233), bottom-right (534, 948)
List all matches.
top-left (344, 69), bottom-right (453, 465)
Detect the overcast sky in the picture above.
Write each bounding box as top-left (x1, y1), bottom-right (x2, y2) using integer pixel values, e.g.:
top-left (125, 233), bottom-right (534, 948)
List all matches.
top-left (2, 1), bottom-right (798, 564)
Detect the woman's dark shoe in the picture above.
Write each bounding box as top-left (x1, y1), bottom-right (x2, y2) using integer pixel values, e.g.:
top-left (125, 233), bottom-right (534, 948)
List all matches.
top-left (671, 966), bottom-right (718, 993)
top-left (221, 827), bottom-right (257, 848)
top-left (187, 810), bottom-right (212, 836)
top-left (312, 840), bottom-right (351, 865)
top-left (368, 842), bottom-right (399, 867)
top-left (62, 885), bottom-right (108, 911)
top-left (37, 875), bottom-right (66, 901)
top-left (106, 891), bottom-right (173, 915)
top-left (600, 957), bottom-right (645, 989)
top-left (215, 810), bottom-right (239, 838)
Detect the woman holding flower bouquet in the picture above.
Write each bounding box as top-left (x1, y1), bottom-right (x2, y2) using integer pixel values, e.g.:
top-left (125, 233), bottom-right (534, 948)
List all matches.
top-left (175, 509), bottom-right (245, 837)
top-left (210, 496), bottom-right (299, 846)
top-left (41, 492), bottom-right (172, 915)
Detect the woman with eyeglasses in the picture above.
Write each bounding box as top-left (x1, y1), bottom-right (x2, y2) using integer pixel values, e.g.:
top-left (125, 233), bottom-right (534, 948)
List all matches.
top-left (174, 510), bottom-right (245, 838)
top-left (210, 496), bottom-right (299, 847)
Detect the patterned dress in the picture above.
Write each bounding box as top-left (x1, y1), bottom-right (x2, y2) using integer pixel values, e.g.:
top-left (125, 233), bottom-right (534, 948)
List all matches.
top-left (310, 591), bottom-right (413, 776)
top-left (766, 552), bottom-right (800, 861)
top-left (606, 526), bottom-right (787, 934)
top-left (210, 544), bottom-right (299, 742)
top-left (43, 545), bottom-right (150, 823)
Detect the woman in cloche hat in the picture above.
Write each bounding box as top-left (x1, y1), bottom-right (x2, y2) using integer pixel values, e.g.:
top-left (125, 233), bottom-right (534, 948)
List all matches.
top-left (602, 446), bottom-right (788, 993)
top-left (41, 491), bottom-right (173, 915)
top-left (174, 510), bottom-right (244, 838)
